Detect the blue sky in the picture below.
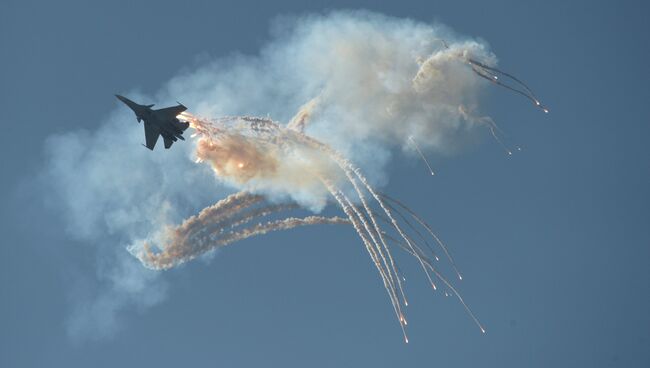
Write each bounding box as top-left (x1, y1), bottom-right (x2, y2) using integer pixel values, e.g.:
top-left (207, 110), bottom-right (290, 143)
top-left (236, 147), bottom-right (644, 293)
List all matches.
top-left (1, 0), bottom-right (649, 367)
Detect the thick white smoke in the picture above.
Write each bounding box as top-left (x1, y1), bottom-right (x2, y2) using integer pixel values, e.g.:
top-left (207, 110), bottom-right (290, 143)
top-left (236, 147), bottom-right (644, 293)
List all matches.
top-left (166, 11), bottom-right (494, 172)
top-left (43, 107), bottom-right (224, 341)
top-left (44, 11), bottom-right (497, 340)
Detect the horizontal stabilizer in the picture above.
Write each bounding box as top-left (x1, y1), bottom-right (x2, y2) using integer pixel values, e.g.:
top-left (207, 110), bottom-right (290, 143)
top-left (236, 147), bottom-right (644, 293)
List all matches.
top-left (163, 136), bottom-right (174, 149)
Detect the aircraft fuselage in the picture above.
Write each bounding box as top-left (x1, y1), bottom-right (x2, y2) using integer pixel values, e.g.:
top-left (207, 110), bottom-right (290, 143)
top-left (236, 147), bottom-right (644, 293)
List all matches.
top-left (115, 94), bottom-right (189, 150)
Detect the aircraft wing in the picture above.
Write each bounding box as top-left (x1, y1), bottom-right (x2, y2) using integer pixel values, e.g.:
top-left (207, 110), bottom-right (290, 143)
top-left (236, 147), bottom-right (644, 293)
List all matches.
top-left (144, 122), bottom-right (160, 150)
top-left (155, 104), bottom-right (187, 119)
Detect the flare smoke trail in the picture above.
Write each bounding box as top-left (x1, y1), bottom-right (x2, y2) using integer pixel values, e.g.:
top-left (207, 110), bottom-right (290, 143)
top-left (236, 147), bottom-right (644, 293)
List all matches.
top-left (129, 113), bottom-right (478, 342)
top-left (44, 11), bottom-right (545, 340)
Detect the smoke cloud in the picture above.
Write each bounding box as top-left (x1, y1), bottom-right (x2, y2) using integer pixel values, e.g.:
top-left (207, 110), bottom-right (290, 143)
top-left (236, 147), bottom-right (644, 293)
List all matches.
top-left (43, 11), bottom-right (499, 340)
top-left (43, 108), bottom-right (223, 341)
top-left (167, 11), bottom-right (495, 175)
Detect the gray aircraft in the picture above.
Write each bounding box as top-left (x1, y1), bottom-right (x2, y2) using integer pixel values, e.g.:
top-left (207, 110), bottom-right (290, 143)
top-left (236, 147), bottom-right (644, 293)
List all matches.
top-left (115, 94), bottom-right (190, 150)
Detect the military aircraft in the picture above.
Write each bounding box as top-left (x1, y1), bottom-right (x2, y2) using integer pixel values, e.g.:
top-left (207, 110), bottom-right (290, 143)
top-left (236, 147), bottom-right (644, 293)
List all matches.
top-left (115, 94), bottom-right (190, 150)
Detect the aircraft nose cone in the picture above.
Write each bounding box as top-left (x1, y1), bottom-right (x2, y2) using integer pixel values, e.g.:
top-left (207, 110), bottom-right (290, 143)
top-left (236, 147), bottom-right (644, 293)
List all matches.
top-left (115, 94), bottom-right (138, 110)
top-left (115, 94), bottom-right (140, 115)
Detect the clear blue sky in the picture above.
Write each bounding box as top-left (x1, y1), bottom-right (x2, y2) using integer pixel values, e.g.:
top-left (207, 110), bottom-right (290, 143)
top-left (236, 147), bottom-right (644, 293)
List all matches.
top-left (1, 0), bottom-right (648, 367)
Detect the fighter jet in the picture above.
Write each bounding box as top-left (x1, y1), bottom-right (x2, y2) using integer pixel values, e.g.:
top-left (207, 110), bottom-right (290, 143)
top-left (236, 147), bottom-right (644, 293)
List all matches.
top-left (115, 94), bottom-right (190, 150)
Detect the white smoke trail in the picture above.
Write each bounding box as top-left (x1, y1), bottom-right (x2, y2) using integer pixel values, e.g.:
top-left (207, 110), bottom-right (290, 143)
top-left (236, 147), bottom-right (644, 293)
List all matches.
top-left (135, 208), bottom-right (350, 270)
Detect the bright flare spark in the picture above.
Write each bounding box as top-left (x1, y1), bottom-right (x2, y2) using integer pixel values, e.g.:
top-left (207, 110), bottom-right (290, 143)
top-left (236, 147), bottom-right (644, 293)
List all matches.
top-left (408, 136), bottom-right (435, 176)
